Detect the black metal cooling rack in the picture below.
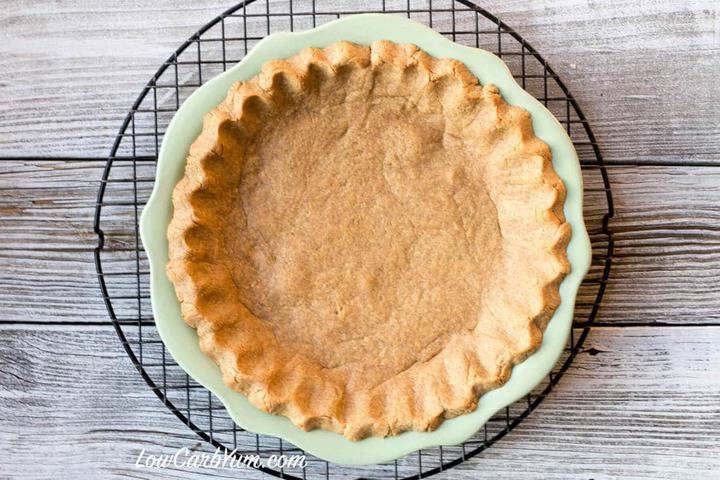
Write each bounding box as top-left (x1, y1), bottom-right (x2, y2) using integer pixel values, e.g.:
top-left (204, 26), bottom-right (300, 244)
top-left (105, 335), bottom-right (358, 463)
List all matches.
top-left (93, 1), bottom-right (614, 478)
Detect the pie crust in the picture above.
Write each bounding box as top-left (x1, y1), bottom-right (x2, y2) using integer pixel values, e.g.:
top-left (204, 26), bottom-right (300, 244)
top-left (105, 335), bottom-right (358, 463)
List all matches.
top-left (167, 40), bottom-right (571, 440)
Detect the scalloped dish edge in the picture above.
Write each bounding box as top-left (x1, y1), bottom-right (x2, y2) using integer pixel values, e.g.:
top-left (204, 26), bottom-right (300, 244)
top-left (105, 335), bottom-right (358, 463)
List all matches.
top-left (140, 13), bottom-right (592, 465)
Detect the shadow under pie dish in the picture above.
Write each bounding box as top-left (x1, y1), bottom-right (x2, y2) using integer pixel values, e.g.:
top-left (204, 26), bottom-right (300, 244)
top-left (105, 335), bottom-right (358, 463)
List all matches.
top-left (167, 38), bottom-right (571, 442)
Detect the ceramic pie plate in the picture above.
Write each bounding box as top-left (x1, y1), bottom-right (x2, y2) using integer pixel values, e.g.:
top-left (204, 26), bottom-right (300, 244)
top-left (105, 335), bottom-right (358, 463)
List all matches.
top-left (140, 13), bottom-right (592, 466)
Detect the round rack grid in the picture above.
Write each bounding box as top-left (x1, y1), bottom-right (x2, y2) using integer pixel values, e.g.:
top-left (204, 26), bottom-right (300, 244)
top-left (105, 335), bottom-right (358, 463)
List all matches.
top-left (94, 1), bottom-right (614, 478)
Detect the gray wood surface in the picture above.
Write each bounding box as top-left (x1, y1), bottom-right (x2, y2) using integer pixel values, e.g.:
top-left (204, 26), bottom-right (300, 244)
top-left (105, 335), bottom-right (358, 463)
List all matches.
top-left (3, 160), bottom-right (720, 325)
top-left (1, 0), bottom-right (719, 479)
top-left (1, 0), bottom-right (718, 163)
top-left (2, 325), bottom-right (718, 479)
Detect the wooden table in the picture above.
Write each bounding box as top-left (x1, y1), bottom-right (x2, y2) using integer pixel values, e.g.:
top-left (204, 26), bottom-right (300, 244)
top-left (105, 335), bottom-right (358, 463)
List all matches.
top-left (1, 1), bottom-right (719, 478)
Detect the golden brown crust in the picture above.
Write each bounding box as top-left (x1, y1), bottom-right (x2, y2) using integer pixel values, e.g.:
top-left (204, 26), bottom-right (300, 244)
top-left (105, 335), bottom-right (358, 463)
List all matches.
top-left (167, 40), bottom-right (571, 440)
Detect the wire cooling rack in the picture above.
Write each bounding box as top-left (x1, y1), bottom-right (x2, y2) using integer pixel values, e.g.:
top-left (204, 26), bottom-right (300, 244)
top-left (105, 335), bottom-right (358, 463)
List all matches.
top-left (94, 1), bottom-right (614, 478)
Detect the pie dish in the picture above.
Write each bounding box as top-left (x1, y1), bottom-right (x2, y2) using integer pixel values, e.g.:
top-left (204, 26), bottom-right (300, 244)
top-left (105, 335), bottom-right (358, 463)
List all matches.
top-left (167, 39), bottom-right (571, 441)
top-left (141, 13), bottom-right (591, 465)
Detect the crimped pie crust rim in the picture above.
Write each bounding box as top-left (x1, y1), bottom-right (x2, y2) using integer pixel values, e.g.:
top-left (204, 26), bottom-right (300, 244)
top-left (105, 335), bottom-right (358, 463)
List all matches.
top-left (140, 13), bottom-right (592, 465)
top-left (167, 40), bottom-right (570, 440)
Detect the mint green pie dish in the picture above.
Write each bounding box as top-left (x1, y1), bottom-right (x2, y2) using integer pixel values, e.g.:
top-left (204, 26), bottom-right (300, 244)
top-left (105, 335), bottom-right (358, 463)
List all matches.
top-left (140, 13), bottom-right (592, 466)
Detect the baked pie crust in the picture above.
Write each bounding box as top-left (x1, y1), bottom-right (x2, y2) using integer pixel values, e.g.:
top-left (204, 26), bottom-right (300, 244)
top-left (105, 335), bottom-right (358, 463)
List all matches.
top-left (167, 40), bottom-right (571, 440)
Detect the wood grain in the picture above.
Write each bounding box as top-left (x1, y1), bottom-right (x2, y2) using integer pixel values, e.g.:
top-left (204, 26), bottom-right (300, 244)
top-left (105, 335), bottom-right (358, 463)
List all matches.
top-left (0, 324), bottom-right (717, 479)
top-left (1, 1), bottom-right (719, 478)
top-left (1, 0), bottom-right (718, 163)
top-left (2, 159), bottom-right (719, 324)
